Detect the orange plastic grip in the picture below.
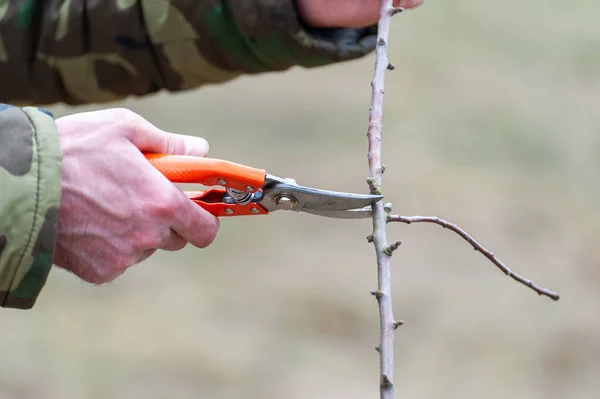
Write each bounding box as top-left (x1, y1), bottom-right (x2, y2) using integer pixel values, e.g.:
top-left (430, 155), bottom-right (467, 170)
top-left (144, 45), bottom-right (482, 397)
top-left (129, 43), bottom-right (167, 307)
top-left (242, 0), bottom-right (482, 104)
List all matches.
top-left (145, 154), bottom-right (266, 191)
top-left (185, 190), bottom-right (269, 217)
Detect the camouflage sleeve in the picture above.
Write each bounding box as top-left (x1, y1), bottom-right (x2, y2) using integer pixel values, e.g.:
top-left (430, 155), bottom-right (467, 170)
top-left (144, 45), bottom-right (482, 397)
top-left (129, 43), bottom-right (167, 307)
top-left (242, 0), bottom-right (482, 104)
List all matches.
top-left (0, 0), bottom-right (376, 105)
top-left (0, 105), bottom-right (62, 309)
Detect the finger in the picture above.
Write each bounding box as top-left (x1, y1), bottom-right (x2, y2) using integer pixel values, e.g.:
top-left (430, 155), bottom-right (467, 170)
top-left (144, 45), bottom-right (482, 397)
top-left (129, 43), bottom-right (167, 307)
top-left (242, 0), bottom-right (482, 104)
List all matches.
top-left (299, 0), bottom-right (422, 28)
top-left (157, 229), bottom-right (188, 252)
top-left (400, 0), bottom-right (424, 9)
top-left (126, 115), bottom-right (210, 157)
top-left (170, 192), bottom-right (220, 249)
top-left (147, 131), bottom-right (210, 157)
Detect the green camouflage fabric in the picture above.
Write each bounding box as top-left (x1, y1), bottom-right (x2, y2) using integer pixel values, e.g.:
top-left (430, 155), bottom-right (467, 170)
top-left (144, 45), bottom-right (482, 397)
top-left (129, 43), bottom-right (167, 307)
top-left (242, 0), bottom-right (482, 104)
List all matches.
top-left (0, 105), bottom-right (61, 309)
top-left (0, 0), bottom-right (377, 105)
top-left (0, 0), bottom-right (378, 309)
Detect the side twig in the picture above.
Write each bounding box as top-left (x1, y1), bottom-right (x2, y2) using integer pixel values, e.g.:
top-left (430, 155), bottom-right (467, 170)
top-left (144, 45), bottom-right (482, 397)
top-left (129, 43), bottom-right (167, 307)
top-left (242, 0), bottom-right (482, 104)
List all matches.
top-left (387, 215), bottom-right (560, 300)
top-left (366, 2), bottom-right (403, 399)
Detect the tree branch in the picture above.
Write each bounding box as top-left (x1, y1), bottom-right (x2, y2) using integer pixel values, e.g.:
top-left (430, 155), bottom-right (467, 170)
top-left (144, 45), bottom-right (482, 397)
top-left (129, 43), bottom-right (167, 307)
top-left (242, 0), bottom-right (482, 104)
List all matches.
top-left (387, 215), bottom-right (560, 301)
top-left (366, 2), bottom-right (403, 399)
top-left (363, 2), bottom-right (560, 398)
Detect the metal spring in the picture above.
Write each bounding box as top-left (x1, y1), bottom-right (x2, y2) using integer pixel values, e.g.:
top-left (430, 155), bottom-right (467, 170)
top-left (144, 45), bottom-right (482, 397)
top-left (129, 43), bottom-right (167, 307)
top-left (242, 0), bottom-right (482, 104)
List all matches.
top-left (226, 188), bottom-right (254, 206)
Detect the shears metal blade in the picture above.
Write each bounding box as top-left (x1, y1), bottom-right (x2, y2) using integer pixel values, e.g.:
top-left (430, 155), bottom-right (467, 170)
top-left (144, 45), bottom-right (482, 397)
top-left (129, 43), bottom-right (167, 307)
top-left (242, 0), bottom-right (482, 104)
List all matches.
top-left (145, 154), bottom-right (382, 219)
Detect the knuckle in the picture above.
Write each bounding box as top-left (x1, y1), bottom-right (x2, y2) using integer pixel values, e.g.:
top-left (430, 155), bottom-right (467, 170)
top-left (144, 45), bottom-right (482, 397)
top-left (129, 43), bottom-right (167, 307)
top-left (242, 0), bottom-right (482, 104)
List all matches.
top-left (162, 133), bottom-right (178, 155)
top-left (88, 268), bottom-right (123, 285)
top-left (83, 263), bottom-right (125, 285)
top-left (130, 229), bottom-right (161, 251)
top-left (63, 244), bottom-right (135, 285)
top-left (111, 107), bottom-right (138, 123)
top-left (151, 193), bottom-right (178, 219)
top-left (112, 251), bottom-right (139, 271)
top-left (112, 108), bottom-right (143, 136)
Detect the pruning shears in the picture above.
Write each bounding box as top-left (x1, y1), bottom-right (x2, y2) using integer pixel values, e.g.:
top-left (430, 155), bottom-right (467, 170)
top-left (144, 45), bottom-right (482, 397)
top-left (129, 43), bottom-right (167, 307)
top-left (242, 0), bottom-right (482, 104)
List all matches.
top-left (145, 154), bottom-right (383, 219)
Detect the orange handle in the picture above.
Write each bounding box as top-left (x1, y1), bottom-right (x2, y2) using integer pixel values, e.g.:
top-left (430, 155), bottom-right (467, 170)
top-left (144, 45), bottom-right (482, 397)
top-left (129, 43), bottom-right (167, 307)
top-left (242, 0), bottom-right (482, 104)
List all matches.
top-left (145, 154), bottom-right (266, 192)
top-left (185, 190), bottom-right (269, 217)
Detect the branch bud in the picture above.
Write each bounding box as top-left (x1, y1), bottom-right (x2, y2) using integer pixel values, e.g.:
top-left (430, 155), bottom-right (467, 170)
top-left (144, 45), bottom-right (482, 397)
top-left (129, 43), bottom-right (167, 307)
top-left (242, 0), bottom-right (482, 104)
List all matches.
top-left (367, 178), bottom-right (382, 195)
top-left (390, 7), bottom-right (405, 15)
top-left (381, 374), bottom-right (394, 388)
top-left (370, 290), bottom-right (383, 299)
top-left (393, 320), bottom-right (404, 329)
top-left (383, 241), bottom-right (402, 256)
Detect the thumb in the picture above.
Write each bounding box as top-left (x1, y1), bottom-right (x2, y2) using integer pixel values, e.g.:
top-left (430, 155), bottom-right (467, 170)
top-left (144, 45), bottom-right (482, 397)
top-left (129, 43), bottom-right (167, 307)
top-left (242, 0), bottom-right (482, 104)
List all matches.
top-left (400, 0), bottom-right (424, 9)
top-left (159, 131), bottom-right (210, 157)
top-left (128, 116), bottom-right (210, 157)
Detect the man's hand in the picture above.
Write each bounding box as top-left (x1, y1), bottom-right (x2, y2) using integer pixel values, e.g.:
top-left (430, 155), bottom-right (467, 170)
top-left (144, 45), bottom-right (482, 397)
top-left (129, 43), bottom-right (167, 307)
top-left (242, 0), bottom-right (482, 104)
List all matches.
top-left (53, 109), bottom-right (219, 284)
top-left (297, 0), bottom-right (424, 29)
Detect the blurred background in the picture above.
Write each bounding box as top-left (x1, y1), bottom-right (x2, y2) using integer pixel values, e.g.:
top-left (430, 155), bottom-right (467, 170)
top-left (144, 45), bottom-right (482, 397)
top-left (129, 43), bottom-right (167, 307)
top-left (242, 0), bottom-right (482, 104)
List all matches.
top-left (1, 1), bottom-right (599, 398)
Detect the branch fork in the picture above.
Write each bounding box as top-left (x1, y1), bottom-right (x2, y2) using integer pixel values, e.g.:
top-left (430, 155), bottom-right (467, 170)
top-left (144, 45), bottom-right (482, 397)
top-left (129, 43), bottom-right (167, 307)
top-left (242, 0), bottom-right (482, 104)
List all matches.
top-left (364, 2), bottom-right (559, 399)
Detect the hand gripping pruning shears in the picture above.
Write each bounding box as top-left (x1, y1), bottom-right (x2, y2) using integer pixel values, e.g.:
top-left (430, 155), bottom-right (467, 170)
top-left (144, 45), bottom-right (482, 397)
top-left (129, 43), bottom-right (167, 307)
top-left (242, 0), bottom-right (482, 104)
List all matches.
top-left (145, 154), bottom-right (383, 219)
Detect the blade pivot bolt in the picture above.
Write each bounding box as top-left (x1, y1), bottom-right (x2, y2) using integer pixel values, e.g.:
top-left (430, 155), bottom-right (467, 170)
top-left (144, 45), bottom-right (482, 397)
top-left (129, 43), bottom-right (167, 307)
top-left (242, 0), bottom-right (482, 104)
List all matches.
top-left (224, 208), bottom-right (234, 215)
top-left (274, 195), bottom-right (297, 210)
top-left (217, 179), bottom-right (227, 186)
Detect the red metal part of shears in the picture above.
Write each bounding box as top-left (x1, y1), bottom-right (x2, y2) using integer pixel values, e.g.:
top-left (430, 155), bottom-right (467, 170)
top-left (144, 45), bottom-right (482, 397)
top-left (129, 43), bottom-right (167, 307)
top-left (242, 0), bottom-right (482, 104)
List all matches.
top-left (145, 154), bottom-right (383, 219)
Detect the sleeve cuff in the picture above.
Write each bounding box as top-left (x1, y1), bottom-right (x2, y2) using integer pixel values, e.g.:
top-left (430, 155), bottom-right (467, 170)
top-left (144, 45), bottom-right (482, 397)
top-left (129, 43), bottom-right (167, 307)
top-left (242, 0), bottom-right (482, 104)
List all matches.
top-left (1, 107), bottom-right (62, 309)
top-left (222, 0), bottom-right (378, 71)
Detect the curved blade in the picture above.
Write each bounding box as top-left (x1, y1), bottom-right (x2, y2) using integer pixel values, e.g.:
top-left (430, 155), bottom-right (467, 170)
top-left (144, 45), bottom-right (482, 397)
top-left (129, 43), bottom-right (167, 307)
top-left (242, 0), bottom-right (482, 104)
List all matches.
top-left (301, 206), bottom-right (375, 219)
top-left (302, 203), bottom-right (392, 219)
top-left (259, 175), bottom-right (383, 214)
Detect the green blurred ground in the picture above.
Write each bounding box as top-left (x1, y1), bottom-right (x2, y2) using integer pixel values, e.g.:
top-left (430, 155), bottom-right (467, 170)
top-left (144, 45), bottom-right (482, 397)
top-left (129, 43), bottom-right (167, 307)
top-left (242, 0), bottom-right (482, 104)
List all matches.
top-left (2, 1), bottom-right (599, 398)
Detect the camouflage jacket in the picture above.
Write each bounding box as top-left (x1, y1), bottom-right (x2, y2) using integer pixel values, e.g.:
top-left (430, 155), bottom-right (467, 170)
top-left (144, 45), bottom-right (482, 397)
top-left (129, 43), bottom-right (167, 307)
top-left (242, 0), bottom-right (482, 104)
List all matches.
top-left (0, 0), bottom-right (377, 309)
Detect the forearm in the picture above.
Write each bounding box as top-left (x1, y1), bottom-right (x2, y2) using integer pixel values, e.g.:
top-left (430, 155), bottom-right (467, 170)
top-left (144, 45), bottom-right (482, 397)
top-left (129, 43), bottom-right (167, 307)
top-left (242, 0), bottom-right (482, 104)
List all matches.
top-left (0, 104), bottom-right (62, 309)
top-left (0, 0), bottom-right (377, 106)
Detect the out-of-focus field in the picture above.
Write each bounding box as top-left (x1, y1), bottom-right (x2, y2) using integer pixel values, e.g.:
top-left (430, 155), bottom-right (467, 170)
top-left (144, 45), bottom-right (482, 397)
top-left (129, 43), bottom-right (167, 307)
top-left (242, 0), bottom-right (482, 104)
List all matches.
top-left (2, 1), bottom-right (599, 398)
